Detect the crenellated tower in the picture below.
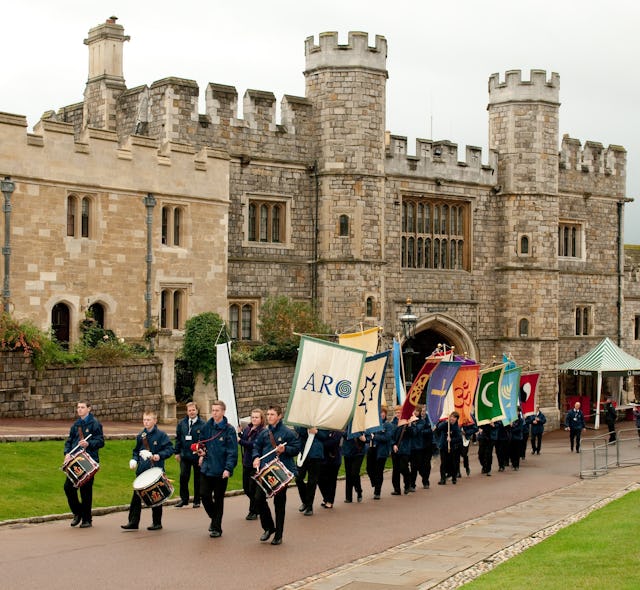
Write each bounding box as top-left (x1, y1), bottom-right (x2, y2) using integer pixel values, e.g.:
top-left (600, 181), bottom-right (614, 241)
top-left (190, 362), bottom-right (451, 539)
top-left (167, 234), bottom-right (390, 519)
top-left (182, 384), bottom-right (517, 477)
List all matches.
top-left (82, 17), bottom-right (130, 131)
top-left (304, 32), bottom-right (388, 328)
top-left (486, 70), bottom-right (561, 384)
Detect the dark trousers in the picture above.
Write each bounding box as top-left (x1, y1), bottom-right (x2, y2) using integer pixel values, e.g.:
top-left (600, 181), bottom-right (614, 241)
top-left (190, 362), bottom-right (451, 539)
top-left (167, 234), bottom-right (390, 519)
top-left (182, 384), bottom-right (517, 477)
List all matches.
top-left (179, 458), bottom-right (201, 504)
top-left (439, 447), bottom-right (460, 481)
top-left (410, 447), bottom-right (431, 486)
top-left (478, 438), bottom-right (494, 474)
top-left (296, 458), bottom-right (320, 508)
top-left (318, 462), bottom-right (340, 504)
top-left (459, 443), bottom-right (470, 474)
top-left (64, 477), bottom-right (94, 523)
top-left (128, 491), bottom-right (162, 526)
top-left (607, 422), bottom-right (617, 442)
top-left (366, 447), bottom-right (386, 495)
top-left (531, 433), bottom-right (542, 454)
top-left (200, 475), bottom-right (229, 534)
top-left (495, 440), bottom-right (509, 468)
top-left (569, 428), bottom-right (582, 451)
top-left (344, 455), bottom-right (364, 501)
top-left (521, 435), bottom-right (529, 458)
top-left (509, 440), bottom-right (521, 469)
top-left (255, 483), bottom-right (287, 539)
top-left (391, 453), bottom-right (411, 492)
top-left (242, 464), bottom-right (259, 514)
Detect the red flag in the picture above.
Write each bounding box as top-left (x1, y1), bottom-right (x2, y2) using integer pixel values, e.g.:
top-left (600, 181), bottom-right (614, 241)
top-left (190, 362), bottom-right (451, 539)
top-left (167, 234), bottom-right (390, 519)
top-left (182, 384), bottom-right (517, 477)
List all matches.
top-left (451, 363), bottom-right (480, 426)
top-left (401, 357), bottom-right (441, 420)
top-left (520, 372), bottom-right (539, 417)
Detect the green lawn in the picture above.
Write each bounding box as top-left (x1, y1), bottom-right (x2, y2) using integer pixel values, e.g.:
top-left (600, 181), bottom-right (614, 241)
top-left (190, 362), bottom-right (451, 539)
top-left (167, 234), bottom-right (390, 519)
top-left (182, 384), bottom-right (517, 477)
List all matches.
top-left (462, 489), bottom-right (640, 589)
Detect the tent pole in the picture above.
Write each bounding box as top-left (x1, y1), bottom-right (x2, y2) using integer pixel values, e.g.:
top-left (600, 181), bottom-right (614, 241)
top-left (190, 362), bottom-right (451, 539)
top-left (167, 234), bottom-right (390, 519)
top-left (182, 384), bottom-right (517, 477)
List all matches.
top-left (595, 372), bottom-right (602, 430)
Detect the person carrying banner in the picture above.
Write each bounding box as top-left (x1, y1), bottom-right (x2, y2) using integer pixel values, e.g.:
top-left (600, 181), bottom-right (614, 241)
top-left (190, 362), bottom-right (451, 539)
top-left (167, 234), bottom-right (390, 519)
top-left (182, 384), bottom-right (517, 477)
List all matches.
top-left (494, 420), bottom-right (510, 471)
top-left (294, 426), bottom-right (326, 516)
top-left (409, 405), bottom-right (430, 490)
top-left (436, 411), bottom-right (463, 485)
top-left (198, 400), bottom-right (238, 538)
top-left (342, 432), bottom-right (367, 503)
top-left (459, 415), bottom-right (478, 477)
top-left (173, 401), bottom-right (205, 508)
top-left (252, 405), bottom-right (301, 546)
top-left (318, 429), bottom-right (342, 508)
top-left (509, 410), bottom-right (525, 471)
top-left (526, 405), bottom-right (546, 455)
top-left (391, 405), bottom-right (415, 495)
top-left (366, 406), bottom-right (393, 499)
top-left (238, 408), bottom-right (265, 520)
top-left (63, 400), bottom-right (104, 528)
top-left (565, 401), bottom-right (586, 452)
top-left (477, 422), bottom-right (495, 476)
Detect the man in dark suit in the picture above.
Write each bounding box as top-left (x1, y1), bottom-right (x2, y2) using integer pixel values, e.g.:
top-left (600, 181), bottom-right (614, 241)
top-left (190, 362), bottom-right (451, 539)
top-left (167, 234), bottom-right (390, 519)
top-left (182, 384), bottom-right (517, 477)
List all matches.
top-left (174, 401), bottom-right (205, 507)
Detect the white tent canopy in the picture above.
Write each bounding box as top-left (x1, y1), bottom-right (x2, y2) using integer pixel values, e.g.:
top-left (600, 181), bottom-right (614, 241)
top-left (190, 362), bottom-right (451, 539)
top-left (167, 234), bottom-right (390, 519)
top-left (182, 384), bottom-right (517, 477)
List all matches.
top-left (558, 337), bottom-right (640, 429)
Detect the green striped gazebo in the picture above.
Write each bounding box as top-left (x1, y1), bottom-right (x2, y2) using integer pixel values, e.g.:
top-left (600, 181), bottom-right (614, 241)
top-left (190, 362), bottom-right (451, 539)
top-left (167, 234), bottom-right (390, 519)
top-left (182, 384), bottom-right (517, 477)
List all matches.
top-left (559, 337), bottom-right (640, 429)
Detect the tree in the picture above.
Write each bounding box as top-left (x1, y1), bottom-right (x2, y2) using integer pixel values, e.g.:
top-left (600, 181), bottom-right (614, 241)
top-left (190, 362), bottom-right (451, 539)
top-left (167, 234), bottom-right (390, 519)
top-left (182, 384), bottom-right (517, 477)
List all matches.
top-left (181, 312), bottom-right (226, 384)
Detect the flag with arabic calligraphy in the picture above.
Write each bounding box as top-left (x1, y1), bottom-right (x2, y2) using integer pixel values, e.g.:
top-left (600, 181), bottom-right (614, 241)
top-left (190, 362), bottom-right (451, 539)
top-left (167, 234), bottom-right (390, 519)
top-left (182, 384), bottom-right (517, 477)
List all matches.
top-left (392, 339), bottom-right (406, 405)
top-left (448, 363), bottom-right (480, 426)
top-left (475, 364), bottom-right (506, 425)
top-left (425, 361), bottom-right (461, 424)
top-left (520, 372), bottom-right (540, 417)
top-left (400, 357), bottom-right (441, 420)
top-left (500, 365), bottom-right (522, 424)
top-left (348, 350), bottom-right (390, 435)
top-left (338, 327), bottom-right (379, 355)
top-left (285, 336), bottom-right (366, 430)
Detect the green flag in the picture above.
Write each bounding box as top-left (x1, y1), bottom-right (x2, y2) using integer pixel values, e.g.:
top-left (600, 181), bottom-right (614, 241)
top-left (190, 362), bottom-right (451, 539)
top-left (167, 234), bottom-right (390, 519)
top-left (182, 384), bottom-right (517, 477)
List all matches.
top-left (475, 364), bottom-right (506, 425)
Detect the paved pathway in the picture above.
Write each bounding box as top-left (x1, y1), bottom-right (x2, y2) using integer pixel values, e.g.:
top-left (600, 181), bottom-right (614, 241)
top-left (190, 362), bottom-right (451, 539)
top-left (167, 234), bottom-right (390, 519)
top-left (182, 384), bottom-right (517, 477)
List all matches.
top-left (1, 422), bottom-right (638, 589)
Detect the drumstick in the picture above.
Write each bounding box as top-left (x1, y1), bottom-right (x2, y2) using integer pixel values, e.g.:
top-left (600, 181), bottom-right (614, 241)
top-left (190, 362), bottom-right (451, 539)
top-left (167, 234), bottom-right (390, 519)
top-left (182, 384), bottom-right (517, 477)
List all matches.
top-left (257, 442), bottom-right (287, 462)
top-left (61, 434), bottom-right (93, 469)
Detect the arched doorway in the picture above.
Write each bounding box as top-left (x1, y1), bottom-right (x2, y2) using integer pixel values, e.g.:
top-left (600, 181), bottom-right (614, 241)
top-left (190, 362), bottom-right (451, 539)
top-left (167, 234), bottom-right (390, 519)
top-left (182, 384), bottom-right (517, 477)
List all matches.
top-left (52, 302), bottom-right (71, 349)
top-left (88, 302), bottom-right (105, 328)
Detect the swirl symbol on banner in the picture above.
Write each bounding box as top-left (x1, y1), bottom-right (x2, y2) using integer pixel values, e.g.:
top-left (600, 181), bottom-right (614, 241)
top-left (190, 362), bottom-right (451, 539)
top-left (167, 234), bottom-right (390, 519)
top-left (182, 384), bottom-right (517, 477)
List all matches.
top-left (335, 379), bottom-right (352, 399)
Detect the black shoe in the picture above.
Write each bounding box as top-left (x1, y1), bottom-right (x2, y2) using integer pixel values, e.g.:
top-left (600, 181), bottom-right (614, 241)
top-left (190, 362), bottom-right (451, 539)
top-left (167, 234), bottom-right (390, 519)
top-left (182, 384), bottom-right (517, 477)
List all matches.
top-left (304, 507), bottom-right (313, 516)
top-left (209, 520), bottom-right (215, 532)
top-left (391, 490), bottom-right (401, 496)
top-left (456, 472), bottom-right (462, 478)
top-left (423, 483), bottom-right (430, 489)
top-left (147, 524), bottom-right (162, 531)
top-left (486, 472), bottom-right (492, 477)
top-left (298, 504), bottom-right (307, 512)
top-left (209, 530), bottom-right (222, 538)
top-left (175, 500), bottom-right (187, 508)
top-left (373, 494), bottom-right (380, 500)
top-left (271, 536), bottom-right (282, 545)
top-left (357, 494), bottom-right (363, 503)
top-left (465, 467), bottom-right (471, 476)
top-left (403, 489), bottom-right (410, 495)
top-left (79, 522), bottom-right (92, 528)
top-left (260, 529), bottom-right (275, 542)
top-left (452, 478), bottom-right (457, 485)
top-left (70, 515), bottom-right (82, 527)
top-left (192, 502), bottom-right (201, 508)
top-left (246, 512), bottom-right (258, 520)
top-left (344, 498), bottom-right (353, 503)
top-left (438, 480), bottom-right (446, 485)
top-left (121, 523), bottom-right (139, 530)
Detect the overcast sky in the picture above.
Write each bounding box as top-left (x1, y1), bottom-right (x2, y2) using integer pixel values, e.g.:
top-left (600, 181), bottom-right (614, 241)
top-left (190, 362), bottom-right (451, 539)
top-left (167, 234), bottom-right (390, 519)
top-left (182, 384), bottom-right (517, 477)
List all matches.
top-left (4, 0), bottom-right (639, 243)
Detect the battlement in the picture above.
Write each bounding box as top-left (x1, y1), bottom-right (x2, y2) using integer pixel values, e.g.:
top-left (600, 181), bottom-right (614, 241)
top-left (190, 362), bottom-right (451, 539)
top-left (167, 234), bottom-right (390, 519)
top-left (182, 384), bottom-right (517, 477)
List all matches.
top-left (304, 31), bottom-right (387, 73)
top-left (488, 70), bottom-right (560, 105)
top-left (385, 135), bottom-right (497, 185)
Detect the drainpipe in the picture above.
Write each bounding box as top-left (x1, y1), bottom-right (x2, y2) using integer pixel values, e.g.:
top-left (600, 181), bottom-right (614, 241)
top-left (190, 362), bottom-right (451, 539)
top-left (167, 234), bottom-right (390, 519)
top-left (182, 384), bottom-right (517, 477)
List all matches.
top-left (311, 161), bottom-right (319, 312)
top-left (143, 193), bottom-right (156, 352)
top-left (1, 177), bottom-right (15, 314)
top-left (617, 200), bottom-right (623, 347)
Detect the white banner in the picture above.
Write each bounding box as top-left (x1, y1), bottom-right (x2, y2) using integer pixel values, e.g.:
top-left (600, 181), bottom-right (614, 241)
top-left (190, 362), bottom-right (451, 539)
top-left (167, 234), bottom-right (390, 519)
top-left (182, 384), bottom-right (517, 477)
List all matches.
top-left (285, 336), bottom-right (367, 430)
top-left (216, 342), bottom-right (239, 428)
top-left (350, 350), bottom-right (390, 434)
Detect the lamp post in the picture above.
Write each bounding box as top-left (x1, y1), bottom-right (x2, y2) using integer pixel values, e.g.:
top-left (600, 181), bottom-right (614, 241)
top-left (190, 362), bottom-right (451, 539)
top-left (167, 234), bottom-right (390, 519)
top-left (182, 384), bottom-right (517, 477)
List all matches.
top-left (1, 177), bottom-right (15, 314)
top-left (400, 298), bottom-right (417, 391)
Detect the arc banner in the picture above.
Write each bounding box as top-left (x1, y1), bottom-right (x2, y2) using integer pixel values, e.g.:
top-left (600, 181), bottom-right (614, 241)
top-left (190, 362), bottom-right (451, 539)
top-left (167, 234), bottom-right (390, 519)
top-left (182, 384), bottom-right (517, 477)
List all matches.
top-left (449, 363), bottom-right (480, 426)
top-left (349, 350), bottom-right (390, 435)
top-left (475, 364), bottom-right (506, 425)
top-left (425, 361), bottom-right (461, 424)
top-left (285, 336), bottom-right (367, 431)
top-left (520, 372), bottom-right (540, 417)
top-left (338, 327), bottom-right (379, 355)
top-left (400, 357), bottom-right (441, 420)
top-left (216, 341), bottom-right (239, 428)
top-left (500, 365), bottom-right (522, 424)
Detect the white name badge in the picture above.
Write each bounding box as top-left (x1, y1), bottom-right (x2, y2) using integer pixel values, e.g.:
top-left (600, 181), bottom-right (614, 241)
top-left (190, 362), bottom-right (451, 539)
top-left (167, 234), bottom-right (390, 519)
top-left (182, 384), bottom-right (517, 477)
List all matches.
top-left (185, 435), bottom-right (193, 441)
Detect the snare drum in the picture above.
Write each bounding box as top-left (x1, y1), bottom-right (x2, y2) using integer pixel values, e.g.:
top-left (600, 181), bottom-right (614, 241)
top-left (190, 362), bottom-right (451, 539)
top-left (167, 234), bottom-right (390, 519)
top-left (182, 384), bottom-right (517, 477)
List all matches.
top-left (253, 458), bottom-right (294, 498)
top-left (133, 467), bottom-right (174, 507)
top-left (63, 450), bottom-right (100, 488)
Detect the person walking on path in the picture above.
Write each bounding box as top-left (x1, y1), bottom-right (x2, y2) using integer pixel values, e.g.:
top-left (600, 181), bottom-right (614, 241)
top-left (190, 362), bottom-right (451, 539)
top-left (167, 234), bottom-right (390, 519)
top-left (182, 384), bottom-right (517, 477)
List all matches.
top-left (342, 432), bottom-right (366, 503)
top-left (527, 405), bottom-right (546, 455)
top-left (437, 411), bottom-right (462, 485)
top-left (173, 401), bottom-right (205, 508)
top-left (63, 400), bottom-right (104, 529)
top-left (366, 406), bottom-right (393, 499)
top-left (604, 399), bottom-right (617, 443)
top-left (238, 408), bottom-right (265, 520)
top-left (565, 401), bottom-right (586, 453)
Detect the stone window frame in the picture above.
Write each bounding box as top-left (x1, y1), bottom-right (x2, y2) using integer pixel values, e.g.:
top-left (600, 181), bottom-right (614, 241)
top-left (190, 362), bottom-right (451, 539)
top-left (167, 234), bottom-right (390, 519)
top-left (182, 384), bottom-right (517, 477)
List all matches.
top-left (401, 195), bottom-right (470, 271)
top-left (518, 317), bottom-right (530, 338)
top-left (339, 214), bottom-right (350, 237)
top-left (159, 283), bottom-right (192, 330)
top-left (228, 299), bottom-right (259, 341)
top-left (518, 233), bottom-right (531, 257)
top-left (161, 203), bottom-right (187, 248)
top-left (241, 193), bottom-right (293, 249)
top-left (558, 220), bottom-right (585, 260)
top-left (575, 305), bottom-right (593, 336)
top-left (66, 193), bottom-right (95, 239)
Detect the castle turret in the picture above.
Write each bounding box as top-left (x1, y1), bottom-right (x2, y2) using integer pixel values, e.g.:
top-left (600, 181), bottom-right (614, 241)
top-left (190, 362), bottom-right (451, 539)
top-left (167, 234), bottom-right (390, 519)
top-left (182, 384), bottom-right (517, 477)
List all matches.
top-left (304, 32), bottom-right (388, 327)
top-left (82, 17), bottom-right (130, 131)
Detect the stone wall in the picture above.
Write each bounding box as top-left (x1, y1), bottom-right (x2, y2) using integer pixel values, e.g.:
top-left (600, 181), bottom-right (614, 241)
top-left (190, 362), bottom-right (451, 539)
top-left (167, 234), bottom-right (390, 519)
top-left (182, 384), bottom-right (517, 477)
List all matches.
top-left (233, 361), bottom-right (295, 418)
top-left (0, 351), bottom-right (162, 420)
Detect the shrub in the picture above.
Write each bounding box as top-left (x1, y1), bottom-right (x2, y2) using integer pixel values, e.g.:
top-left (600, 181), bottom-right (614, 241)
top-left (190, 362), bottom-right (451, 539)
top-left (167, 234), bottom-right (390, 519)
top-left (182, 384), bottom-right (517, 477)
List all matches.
top-left (181, 312), bottom-right (226, 383)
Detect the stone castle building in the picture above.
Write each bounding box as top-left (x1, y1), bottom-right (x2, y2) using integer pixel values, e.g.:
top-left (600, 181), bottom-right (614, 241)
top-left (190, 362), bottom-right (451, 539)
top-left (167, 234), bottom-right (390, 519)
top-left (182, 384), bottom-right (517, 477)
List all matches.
top-left (0, 17), bottom-right (636, 423)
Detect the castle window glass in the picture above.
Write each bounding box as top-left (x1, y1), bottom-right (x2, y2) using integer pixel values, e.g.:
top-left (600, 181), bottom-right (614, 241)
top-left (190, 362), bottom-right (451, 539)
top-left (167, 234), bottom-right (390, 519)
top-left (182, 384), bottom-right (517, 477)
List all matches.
top-left (575, 306), bottom-right (591, 336)
top-left (66, 193), bottom-right (93, 238)
top-left (81, 197), bottom-right (90, 238)
top-left (520, 235), bottom-right (529, 255)
top-left (67, 196), bottom-right (76, 237)
top-left (161, 205), bottom-right (184, 246)
top-left (635, 315), bottom-right (640, 341)
top-left (402, 197), bottom-right (469, 270)
top-left (559, 222), bottom-right (583, 258)
top-left (519, 318), bottom-right (529, 337)
top-left (339, 215), bottom-right (349, 237)
top-left (247, 199), bottom-right (286, 244)
top-left (160, 287), bottom-right (188, 330)
top-left (229, 300), bottom-right (257, 340)
top-left (366, 297), bottom-right (374, 317)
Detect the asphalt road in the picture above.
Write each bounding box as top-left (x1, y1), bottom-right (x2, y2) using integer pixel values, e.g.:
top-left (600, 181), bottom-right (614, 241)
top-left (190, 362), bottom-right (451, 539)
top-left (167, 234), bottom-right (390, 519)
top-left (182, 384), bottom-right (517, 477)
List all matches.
top-left (1, 429), bottom-right (579, 590)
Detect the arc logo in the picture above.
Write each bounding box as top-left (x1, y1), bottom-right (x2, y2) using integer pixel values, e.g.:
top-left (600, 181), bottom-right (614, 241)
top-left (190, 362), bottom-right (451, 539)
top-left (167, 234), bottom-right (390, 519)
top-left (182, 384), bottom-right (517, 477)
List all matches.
top-left (302, 373), bottom-right (353, 399)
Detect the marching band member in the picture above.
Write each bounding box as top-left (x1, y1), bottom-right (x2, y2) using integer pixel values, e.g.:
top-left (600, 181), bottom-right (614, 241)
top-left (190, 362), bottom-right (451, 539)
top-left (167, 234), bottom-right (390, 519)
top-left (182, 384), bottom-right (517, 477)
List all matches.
top-left (527, 405), bottom-right (547, 455)
top-left (252, 405), bottom-right (301, 546)
top-left (63, 400), bottom-right (104, 528)
top-left (198, 400), bottom-right (238, 538)
top-left (238, 408), bottom-right (266, 520)
top-left (121, 410), bottom-right (174, 531)
top-left (173, 401), bottom-right (205, 508)
top-left (365, 405), bottom-right (393, 499)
